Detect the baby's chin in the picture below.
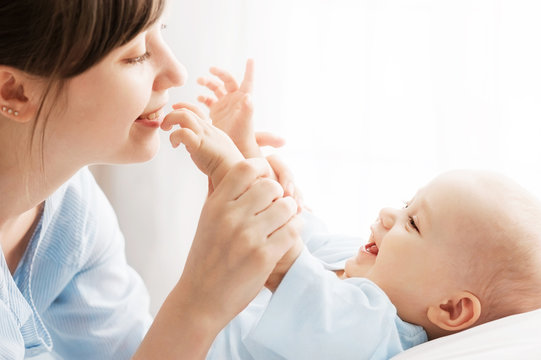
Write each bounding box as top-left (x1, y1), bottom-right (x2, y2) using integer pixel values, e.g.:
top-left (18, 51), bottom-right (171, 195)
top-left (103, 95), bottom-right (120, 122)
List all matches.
top-left (343, 252), bottom-right (376, 278)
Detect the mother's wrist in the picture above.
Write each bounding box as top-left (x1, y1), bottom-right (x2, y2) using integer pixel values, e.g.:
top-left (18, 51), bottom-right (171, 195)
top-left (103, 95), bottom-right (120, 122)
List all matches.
top-left (171, 278), bottom-right (229, 336)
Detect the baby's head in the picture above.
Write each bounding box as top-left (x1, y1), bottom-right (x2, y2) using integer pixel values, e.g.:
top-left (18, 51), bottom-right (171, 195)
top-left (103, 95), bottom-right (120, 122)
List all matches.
top-left (344, 170), bottom-right (541, 339)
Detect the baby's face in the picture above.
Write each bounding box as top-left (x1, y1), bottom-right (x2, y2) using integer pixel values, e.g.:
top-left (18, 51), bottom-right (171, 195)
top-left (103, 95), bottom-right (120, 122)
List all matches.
top-left (344, 172), bottom-right (491, 324)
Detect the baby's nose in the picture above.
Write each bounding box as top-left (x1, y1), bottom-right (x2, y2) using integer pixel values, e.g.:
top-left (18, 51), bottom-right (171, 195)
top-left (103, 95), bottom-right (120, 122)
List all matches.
top-left (379, 207), bottom-right (397, 229)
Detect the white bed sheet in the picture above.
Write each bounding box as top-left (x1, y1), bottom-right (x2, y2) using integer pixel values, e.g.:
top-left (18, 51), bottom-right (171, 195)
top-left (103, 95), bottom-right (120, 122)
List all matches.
top-left (392, 308), bottom-right (541, 359)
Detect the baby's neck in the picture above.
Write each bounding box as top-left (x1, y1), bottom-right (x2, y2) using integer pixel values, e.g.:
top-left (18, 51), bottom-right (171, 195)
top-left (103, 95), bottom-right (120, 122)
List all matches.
top-left (334, 269), bottom-right (347, 279)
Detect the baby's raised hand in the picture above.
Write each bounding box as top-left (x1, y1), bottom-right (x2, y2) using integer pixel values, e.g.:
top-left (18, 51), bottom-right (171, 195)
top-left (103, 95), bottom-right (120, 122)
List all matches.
top-left (161, 104), bottom-right (244, 187)
top-left (197, 59), bottom-right (261, 158)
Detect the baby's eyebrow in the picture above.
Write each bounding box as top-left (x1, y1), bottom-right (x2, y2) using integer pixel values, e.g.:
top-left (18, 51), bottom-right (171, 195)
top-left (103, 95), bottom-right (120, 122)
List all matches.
top-left (415, 199), bottom-right (430, 234)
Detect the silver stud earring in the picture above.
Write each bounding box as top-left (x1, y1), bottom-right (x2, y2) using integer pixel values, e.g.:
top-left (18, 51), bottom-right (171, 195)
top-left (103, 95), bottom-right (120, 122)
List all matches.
top-left (1, 106), bottom-right (18, 116)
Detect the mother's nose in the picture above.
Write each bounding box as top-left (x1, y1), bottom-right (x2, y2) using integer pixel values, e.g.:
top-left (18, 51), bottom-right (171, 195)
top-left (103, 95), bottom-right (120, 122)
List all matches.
top-left (154, 46), bottom-right (188, 91)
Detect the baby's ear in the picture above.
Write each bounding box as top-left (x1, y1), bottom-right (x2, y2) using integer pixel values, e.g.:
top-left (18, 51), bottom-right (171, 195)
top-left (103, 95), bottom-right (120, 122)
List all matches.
top-left (426, 291), bottom-right (481, 332)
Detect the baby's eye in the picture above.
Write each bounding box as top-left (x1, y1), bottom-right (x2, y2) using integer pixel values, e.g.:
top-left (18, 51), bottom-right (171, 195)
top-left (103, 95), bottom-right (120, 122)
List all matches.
top-left (403, 200), bottom-right (410, 209)
top-left (409, 216), bottom-right (419, 232)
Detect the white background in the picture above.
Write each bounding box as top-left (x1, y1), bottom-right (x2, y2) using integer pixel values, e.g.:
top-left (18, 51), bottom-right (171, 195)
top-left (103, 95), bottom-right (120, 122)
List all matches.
top-left (92, 0), bottom-right (541, 314)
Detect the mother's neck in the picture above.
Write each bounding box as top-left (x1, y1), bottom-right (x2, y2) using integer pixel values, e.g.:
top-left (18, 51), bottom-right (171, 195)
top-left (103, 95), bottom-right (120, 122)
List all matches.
top-left (0, 115), bottom-right (81, 225)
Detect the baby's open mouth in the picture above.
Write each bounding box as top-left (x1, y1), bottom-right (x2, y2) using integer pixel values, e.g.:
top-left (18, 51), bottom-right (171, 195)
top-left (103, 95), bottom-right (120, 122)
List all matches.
top-left (364, 241), bottom-right (379, 255)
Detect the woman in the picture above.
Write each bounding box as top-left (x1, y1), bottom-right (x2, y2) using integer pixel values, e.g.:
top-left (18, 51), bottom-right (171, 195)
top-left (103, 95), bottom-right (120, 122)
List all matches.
top-left (0, 0), bottom-right (300, 358)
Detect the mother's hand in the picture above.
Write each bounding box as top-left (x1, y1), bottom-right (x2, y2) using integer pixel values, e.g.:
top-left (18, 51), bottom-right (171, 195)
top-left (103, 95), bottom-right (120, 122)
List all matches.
top-left (137, 158), bottom-right (301, 359)
top-left (183, 157), bottom-right (301, 324)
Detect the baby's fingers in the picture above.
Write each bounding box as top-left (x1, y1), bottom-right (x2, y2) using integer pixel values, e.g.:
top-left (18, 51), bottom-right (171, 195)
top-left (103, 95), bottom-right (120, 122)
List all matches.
top-left (239, 59), bottom-right (254, 93)
top-left (197, 77), bottom-right (226, 99)
top-left (266, 154), bottom-right (304, 210)
top-left (266, 155), bottom-right (293, 195)
top-left (197, 95), bottom-right (216, 109)
top-left (169, 128), bottom-right (200, 150)
top-left (209, 66), bottom-right (239, 93)
top-left (172, 102), bottom-right (206, 118)
top-left (161, 109), bottom-right (203, 132)
top-left (255, 132), bottom-right (286, 148)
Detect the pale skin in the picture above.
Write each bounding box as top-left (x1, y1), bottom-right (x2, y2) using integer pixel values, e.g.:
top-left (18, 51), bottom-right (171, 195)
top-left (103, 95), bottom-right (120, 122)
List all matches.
top-left (178, 63), bottom-right (541, 340)
top-left (0, 20), bottom-right (300, 360)
top-left (167, 60), bottom-right (304, 289)
top-left (196, 59), bottom-right (261, 159)
top-left (188, 60), bottom-right (297, 199)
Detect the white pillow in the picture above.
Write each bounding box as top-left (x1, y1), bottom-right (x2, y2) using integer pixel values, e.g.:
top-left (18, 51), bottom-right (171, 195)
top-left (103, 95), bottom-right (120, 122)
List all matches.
top-left (392, 308), bottom-right (541, 360)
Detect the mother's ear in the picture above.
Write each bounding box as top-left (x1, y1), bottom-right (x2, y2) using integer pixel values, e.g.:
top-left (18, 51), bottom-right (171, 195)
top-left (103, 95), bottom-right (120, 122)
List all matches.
top-left (0, 67), bottom-right (41, 123)
top-left (427, 291), bottom-right (481, 332)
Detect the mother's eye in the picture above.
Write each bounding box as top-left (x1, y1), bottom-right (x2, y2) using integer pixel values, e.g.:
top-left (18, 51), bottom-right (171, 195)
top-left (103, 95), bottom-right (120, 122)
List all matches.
top-left (126, 51), bottom-right (151, 65)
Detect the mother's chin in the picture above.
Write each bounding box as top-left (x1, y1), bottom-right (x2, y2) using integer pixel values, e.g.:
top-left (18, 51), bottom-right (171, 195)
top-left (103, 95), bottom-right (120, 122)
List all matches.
top-left (106, 127), bottom-right (162, 165)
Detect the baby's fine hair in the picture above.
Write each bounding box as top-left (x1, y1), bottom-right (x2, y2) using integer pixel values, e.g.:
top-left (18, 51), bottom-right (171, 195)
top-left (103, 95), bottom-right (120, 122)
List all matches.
top-left (465, 172), bottom-right (541, 324)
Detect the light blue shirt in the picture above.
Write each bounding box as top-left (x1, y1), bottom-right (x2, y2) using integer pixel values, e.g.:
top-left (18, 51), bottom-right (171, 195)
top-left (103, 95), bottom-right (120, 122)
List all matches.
top-left (207, 212), bottom-right (427, 359)
top-left (0, 168), bottom-right (151, 359)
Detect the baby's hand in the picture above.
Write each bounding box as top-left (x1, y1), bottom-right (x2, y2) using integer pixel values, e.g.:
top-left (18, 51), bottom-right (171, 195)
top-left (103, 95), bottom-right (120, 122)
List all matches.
top-left (197, 59), bottom-right (261, 158)
top-left (161, 104), bottom-right (244, 187)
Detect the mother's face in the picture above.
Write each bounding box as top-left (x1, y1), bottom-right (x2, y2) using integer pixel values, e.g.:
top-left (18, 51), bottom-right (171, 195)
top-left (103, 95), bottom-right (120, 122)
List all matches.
top-left (40, 20), bottom-right (186, 167)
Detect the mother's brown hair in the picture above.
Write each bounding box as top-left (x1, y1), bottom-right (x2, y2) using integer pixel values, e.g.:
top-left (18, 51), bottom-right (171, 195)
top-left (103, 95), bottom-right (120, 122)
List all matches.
top-left (0, 0), bottom-right (165, 169)
top-left (1, 0), bottom-right (165, 78)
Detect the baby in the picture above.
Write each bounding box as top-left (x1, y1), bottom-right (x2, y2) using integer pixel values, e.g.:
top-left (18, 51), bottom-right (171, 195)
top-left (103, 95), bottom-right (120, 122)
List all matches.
top-left (162, 62), bottom-right (541, 359)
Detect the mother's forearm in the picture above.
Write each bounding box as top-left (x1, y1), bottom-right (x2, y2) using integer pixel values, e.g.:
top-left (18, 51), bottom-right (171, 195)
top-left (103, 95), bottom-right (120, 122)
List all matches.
top-left (132, 281), bottom-right (222, 360)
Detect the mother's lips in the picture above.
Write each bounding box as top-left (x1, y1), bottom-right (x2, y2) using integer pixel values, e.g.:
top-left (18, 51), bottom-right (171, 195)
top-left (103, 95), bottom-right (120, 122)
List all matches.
top-left (137, 109), bottom-right (162, 120)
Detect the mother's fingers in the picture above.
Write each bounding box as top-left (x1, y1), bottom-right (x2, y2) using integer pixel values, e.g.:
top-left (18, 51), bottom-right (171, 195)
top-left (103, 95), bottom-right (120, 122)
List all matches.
top-left (213, 158), bottom-right (273, 201)
top-left (264, 214), bottom-right (304, 262)
top-left (254, 196), bottom-right (298, 237)
top-left (235, 177), bottom-right (284, 214)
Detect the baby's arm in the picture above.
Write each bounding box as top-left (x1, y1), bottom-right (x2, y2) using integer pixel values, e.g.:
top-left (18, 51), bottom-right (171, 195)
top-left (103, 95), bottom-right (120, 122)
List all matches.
top-left (161, 106), bottom-right (244, 187)
top-left (163, 102), bottom-right (304, 293)
top-left (173, 62), bottom-right (306, 292)
top-left (197, 59), bottom-right (262, 159)
top-left (196, 61), bottom-right (303, 199)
